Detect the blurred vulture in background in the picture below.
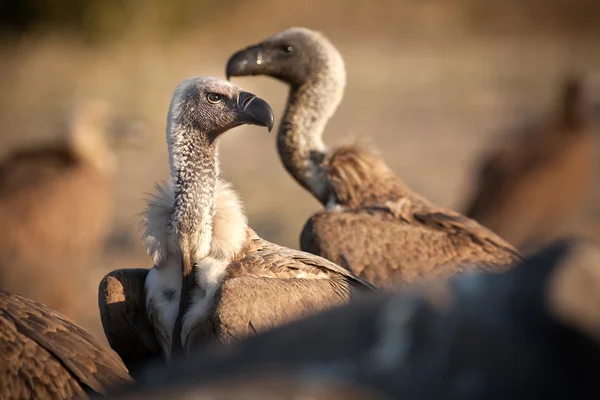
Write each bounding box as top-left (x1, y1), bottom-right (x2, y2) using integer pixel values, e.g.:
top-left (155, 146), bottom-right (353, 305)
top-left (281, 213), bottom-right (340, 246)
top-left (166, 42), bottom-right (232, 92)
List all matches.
top-left (0, 289), bottom-right (131, 399)
top-left (226, 27), bottom-right (521, 287)
top-left (107, 239), bottom-right (600, 400)
top-left (464, 74), bottom-right (600, 253)
top-left (0, 99), bottom-right (146, 320)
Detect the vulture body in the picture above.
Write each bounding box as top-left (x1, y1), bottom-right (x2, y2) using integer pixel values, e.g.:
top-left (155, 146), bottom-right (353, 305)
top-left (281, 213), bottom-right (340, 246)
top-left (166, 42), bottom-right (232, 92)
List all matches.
top-left (108, 239), bottom-right (600, 400)
top-left (226, 27), bottom-right (521, 287)
top-left (0, 289), bottom-right (131, 399)
top-left (464, 75), bottom-right (599, 253)
top-left (0, 100), bottom-right (144, 319)
top-left (99, 77), bottom-right (375, 369)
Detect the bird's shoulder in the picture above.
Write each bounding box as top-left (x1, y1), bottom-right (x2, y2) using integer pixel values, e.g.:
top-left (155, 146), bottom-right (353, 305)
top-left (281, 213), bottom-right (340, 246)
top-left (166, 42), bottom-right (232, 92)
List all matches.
top-left (303, 195), bottom-right (520, 275)
top-left (227, 231), bottom-right (376, 291)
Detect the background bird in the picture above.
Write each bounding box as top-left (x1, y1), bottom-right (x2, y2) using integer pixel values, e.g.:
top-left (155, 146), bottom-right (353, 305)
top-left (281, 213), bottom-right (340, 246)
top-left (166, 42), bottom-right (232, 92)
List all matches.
top-left (0, 289), bottom-right (132, 399)
top-left (463, 74), bottom-right (600, 254)
top-left (99, 77), bottom-right (375, 370)
top-left (0, 99), bottom-right (146, 326)
top-left (226, 27), bottom-right (521, 287)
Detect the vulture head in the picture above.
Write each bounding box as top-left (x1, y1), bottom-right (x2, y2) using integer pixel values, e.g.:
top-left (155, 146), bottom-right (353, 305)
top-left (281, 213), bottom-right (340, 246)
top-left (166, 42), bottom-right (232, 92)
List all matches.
top-left (226, 27), bottom-right (345, 89)
top-left (167, 76), bottom-right (274, 141)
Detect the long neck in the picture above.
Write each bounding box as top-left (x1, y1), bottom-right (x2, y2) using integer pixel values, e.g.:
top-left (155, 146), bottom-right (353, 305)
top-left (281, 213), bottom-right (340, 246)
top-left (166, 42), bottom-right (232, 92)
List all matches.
top-left (168, 126), bottom-right (218, 260)
top-left (277, 69), bottom-right (345, 205)
top-left (167, 121), bottom-right (218, 355)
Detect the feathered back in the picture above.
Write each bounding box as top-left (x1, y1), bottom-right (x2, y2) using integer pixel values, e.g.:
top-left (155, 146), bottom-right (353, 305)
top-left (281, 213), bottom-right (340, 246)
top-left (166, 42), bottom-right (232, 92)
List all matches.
top-left (327, 144), bottom-right (412, 208)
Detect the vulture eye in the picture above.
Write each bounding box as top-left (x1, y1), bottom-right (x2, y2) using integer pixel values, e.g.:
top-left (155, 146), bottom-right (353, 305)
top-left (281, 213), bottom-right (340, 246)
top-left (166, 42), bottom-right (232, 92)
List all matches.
top-left (279, 45), bottom-right (294, 55)
top-left (206, 93), bottom-right (223, 104)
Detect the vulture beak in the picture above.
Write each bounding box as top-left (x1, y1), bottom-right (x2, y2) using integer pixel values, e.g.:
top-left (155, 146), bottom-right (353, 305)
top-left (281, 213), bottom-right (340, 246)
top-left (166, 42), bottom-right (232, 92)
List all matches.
top-left (236, 91), bottom-right (274, 132)
top-left (226, 45), bottom-right (261, 80)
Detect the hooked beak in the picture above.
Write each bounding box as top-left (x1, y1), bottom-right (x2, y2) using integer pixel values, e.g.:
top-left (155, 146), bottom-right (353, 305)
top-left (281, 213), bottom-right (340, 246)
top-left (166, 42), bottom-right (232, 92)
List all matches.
top-left (235, 91), bottom-right (274, 132)
top-left (226, 45), bottom-right (261, 80)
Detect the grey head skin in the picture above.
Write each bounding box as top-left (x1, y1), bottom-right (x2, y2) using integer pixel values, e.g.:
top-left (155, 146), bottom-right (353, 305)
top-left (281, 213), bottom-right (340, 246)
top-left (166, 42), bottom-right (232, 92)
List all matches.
top-left (226, 27), bottom-right (346, 204)
top-left (165, 76), bottom-right (273, 355)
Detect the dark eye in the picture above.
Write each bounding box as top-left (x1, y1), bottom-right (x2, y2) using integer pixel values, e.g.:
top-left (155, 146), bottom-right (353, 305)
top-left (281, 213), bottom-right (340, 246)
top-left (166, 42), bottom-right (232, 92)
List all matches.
top-left (206, 93), bottom-right (223, 104)
top-left (279, 45), bottom-right (294, 55)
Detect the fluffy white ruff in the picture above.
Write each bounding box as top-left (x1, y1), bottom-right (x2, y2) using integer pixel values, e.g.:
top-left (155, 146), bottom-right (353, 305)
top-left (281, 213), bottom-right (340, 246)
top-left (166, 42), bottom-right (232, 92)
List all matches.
top-left (143, 178), bottom-right (248, 356)
top-left (142, 178), bottom-right (248, 265)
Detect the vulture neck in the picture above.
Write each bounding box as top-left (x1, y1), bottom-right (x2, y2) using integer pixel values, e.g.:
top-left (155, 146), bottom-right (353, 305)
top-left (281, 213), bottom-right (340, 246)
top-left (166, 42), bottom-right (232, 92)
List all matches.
top-left (167, 118), bottom-right (218, 356)
top-left (278, 63), bottom-right (346, 205)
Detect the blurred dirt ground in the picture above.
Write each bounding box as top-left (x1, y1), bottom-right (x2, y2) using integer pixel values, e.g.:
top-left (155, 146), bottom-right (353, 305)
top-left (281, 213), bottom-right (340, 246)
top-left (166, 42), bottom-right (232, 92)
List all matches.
top-left (0, 0), bottom-right (599, 340)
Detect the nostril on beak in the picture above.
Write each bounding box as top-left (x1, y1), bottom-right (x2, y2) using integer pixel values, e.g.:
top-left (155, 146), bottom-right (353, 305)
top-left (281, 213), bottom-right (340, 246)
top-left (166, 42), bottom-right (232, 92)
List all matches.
top-left (238, 92), bottom-right (256, 110)
top-left (242, 96), bottom-right (255, 110)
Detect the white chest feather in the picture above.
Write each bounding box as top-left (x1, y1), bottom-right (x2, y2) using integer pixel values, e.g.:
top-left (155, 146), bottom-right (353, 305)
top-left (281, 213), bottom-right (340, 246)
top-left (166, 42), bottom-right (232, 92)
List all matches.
top-left (145, 256), bottom-right (229, 357)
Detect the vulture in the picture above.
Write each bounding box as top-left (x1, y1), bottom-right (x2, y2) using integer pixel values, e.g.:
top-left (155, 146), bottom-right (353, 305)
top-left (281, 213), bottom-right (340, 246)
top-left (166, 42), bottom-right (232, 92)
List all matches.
top-left (463, 74), bottom-right (599, 254)
top-left (226, 27), bottom-right (521, 287)
top-left (0, 99), bottom-right (145, 320)
top-left (107, 239), bottom-right (600, 400)
top-left (0, 289), bottom-right (131, 399)
top-left (99, 77), bottom-right (376, 369)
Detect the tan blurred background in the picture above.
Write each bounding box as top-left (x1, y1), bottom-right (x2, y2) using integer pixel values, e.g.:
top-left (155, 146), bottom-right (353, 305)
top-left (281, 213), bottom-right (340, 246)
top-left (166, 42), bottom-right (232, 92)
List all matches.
top-left (0, 0), bottom-right (599, 340)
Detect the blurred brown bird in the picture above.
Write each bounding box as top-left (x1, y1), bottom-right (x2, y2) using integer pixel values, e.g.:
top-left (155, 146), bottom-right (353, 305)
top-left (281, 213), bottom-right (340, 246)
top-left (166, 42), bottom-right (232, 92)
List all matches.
top-left (0, 99), bottom-right (146, 321)
top-left (226, 27), bottom-right (521, 287)
top-left (0, 289), bottom-right (132, 399)
top-left (463, 74), bottom-right (600, 254)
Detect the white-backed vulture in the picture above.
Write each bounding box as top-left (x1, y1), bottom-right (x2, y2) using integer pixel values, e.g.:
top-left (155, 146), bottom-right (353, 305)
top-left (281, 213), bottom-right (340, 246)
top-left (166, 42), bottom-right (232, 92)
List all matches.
top-left (107, 239), bottom-right (600, 400)
top-left (463, 75), bottom-right (599, 253)
top-left (225, 27), bottom-right (521, 287)
top-left (99, 77), bottom-right (376, 368)
top-left (0, 100), bottom-right (145, 320)
top-left (0, 289), bottom-right (131, 399)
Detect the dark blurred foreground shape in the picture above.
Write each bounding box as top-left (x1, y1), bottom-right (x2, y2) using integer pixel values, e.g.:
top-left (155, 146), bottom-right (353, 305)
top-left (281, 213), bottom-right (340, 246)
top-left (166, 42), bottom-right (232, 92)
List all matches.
top-left (0, 289), bottom-right (132, 399)
top-left (106, 238), bottom-right (600, 400)
top-left (464, 74), bottom-right (600, 254)
top-left (0, 100), bottom-right (145, 321)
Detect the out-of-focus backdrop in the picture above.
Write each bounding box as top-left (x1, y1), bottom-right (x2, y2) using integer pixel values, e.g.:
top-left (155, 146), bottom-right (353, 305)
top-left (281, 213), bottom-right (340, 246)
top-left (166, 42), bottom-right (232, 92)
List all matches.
top-left (0, 0), bottom-right (599, 340)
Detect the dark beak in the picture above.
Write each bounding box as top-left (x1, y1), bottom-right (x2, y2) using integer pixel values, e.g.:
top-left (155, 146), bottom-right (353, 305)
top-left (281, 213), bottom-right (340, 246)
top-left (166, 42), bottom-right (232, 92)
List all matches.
top-left (236, 91), bottom-right (274, 132)
top-left (226, 45), bottom-right (261, 80)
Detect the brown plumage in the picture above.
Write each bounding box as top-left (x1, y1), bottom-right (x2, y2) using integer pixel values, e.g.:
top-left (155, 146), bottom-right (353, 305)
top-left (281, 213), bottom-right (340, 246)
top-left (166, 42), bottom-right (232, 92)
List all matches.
top-left (191, 229), bottom-right (373, 347)
top-left (226, 27), bottom-right (521, 287)
top-left (0, 289), bottom-right (132, 399)
top-left (0, 100), bottom-right (145, 320)
top-left (463, 75), bottom-right (599, 253)
top-left (99, 77), bottom-right (375, 369)
top-left (301, 145), bottom-right (520, 286)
